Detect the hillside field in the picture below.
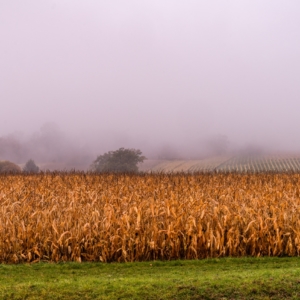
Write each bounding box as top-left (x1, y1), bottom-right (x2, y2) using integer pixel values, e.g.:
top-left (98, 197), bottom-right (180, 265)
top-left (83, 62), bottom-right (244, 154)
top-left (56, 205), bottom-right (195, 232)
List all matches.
top-left (143, 154), bottom-right (300, 173)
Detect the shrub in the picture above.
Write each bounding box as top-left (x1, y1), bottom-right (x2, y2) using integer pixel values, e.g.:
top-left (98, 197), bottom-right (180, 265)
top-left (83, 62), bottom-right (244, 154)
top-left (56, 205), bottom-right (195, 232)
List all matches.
top-left (0, 160), bottom-right (22, 173)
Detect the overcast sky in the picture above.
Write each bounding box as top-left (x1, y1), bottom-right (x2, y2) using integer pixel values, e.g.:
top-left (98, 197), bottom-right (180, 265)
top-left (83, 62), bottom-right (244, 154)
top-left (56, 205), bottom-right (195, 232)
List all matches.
top-left (1, 0), bottom-right (300, 158)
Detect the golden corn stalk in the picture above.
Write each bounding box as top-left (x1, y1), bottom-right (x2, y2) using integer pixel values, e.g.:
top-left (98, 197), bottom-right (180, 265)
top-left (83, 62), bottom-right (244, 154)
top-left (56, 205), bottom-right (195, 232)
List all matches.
top-left (1, 172), bottom-right (300, 263)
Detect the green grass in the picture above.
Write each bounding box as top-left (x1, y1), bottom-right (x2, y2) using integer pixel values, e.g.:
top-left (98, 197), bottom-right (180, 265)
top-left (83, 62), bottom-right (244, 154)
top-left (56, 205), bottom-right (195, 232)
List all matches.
top-left (1, 257), bottom-right (300, 299)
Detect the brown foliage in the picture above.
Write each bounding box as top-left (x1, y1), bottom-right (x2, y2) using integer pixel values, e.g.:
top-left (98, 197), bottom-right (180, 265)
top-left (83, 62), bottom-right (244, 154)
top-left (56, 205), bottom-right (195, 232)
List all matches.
top-left (0, 172), bottom-right (300, 263)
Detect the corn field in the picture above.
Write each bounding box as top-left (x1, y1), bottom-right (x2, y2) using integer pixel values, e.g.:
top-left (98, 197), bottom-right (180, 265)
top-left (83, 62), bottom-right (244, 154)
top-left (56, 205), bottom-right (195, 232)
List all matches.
top-left (1, 172), bottom-right (300, 263)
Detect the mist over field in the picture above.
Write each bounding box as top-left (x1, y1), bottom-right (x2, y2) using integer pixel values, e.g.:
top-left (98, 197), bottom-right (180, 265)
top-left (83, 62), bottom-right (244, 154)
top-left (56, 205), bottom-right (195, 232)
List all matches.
top-left (1, 1), bottom-right (300, 169)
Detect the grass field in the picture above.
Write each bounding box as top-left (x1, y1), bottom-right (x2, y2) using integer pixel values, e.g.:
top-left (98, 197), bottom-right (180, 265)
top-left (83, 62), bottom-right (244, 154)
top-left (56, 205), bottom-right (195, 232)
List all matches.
top-left (2, 257), bottom-right (300, 299)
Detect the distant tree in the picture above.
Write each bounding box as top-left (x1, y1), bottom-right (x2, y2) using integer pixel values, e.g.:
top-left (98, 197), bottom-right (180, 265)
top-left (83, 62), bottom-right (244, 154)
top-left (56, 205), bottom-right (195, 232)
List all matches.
top-left (23, 159), bottom-right (39, 173)
top-left (90, 148), bottom-right (146, 173)
top-left (0, 160), bottom-right (22, 173)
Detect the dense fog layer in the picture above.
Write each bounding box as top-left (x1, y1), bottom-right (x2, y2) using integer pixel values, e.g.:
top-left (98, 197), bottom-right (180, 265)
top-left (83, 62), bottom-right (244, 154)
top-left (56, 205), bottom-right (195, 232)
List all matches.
top-left (1, 1), bottom-right (300, 169)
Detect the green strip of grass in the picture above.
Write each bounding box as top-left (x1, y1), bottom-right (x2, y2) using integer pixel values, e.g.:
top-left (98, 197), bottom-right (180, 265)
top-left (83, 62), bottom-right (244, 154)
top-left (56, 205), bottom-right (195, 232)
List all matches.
top-left (1, 257), bottom-right (300, 299)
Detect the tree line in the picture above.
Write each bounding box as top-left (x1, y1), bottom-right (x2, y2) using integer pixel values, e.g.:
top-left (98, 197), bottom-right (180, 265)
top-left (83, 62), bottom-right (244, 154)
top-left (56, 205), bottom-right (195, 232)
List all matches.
top-left (0, 148), bottom-right (146, 173)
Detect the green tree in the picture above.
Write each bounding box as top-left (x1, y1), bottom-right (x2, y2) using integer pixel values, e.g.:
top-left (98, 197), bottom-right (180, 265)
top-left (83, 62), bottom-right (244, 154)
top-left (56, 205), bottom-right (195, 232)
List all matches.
top-left (23, 159), bottom-right (39, 173)
top-left (91, 148), bottom-right (146, 173)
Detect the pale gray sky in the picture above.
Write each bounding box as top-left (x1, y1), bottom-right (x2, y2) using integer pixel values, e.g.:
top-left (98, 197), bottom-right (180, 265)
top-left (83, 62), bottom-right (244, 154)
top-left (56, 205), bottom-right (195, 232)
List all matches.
top-left (1, 0), bottom-right (300, 161)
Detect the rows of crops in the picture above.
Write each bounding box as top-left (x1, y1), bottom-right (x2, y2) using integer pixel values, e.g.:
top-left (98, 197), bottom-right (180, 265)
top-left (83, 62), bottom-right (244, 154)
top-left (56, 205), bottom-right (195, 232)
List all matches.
top-left (149, 155), bottom-right (300, 173)
top-left (1, 172), bottom-right (300, 263)
top-left (150, 156), bottom-right (230, 172)
top-left (221, 156), bottom-right (300, 172)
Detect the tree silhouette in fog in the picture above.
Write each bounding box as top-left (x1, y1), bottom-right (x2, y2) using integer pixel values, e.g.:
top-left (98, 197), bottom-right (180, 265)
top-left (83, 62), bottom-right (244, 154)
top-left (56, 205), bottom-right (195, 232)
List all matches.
top-left (91, 148), bottom-right (146, 173)
top-left (23, 159), bottom-right (39, 173)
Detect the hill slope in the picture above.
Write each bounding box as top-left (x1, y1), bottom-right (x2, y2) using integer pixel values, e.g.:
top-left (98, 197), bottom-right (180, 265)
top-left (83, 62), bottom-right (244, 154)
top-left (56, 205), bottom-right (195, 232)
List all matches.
top-left (142, 154), bottom-right (300, 172)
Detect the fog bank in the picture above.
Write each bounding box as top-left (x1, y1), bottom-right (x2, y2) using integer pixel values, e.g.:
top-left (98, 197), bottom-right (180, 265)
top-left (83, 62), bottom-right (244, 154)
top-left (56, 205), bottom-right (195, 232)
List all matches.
top-left (1, 1), bottom-right (300, 168)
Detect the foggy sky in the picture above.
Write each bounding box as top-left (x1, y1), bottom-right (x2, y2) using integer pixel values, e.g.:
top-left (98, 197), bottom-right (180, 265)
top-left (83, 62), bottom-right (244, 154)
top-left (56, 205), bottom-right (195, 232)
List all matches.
top-left (1, 0), bottom-right (300, 163)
